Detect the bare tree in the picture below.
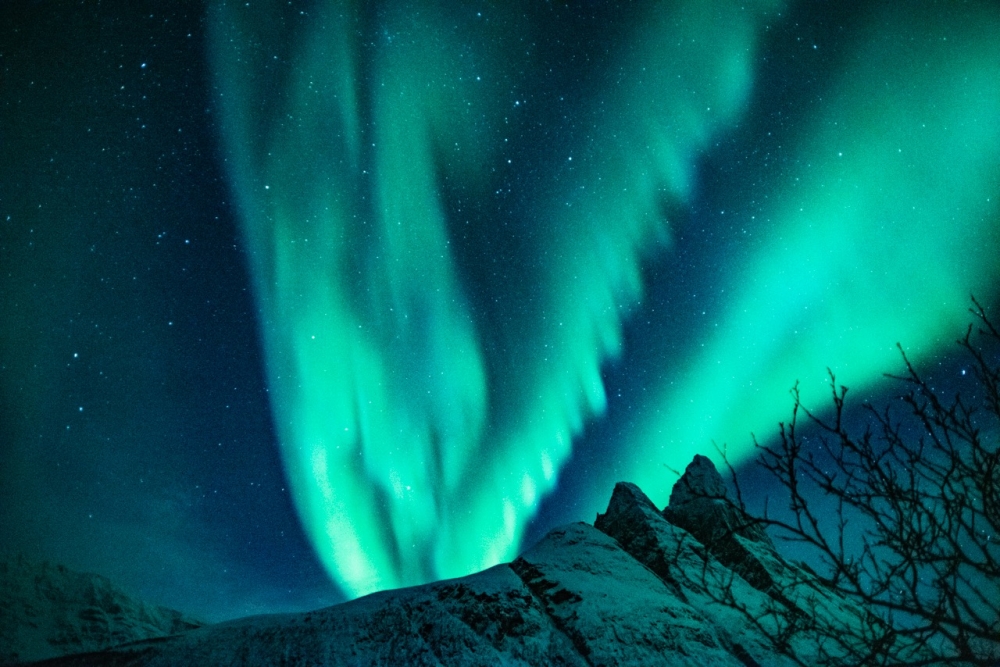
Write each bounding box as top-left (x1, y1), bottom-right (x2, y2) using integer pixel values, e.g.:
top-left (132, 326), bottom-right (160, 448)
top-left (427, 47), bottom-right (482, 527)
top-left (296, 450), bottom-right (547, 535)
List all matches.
top-left (751, 298), bottom-right (1000, 665)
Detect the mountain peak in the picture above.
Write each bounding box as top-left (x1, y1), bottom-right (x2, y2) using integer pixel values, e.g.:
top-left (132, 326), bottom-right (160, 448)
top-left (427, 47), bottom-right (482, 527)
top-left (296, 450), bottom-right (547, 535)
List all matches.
top-left (668, 453), bottom-right (728, 506)
top-left (10, 456), bottom-right (919, 666)
top-left (0, 555), bottom-right (202, 665)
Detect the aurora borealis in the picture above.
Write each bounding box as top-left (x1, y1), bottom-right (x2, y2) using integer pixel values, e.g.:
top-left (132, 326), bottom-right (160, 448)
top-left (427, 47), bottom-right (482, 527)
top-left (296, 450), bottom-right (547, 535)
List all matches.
top-left (624, 1), bottom-right (1000, 506)
top-left (209, 0), bottom-right (792, 597)
top-left (1, 0), bottom-right (998, 619)
top-left (211, 0), bottom-right (1000, 598)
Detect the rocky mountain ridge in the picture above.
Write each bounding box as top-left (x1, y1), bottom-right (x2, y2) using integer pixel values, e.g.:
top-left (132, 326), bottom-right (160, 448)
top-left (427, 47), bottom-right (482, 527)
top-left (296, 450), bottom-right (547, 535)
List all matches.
top-left (14, 456), bottom-right (915, 666)
top-left (0, 554), bottom-right (202, 665)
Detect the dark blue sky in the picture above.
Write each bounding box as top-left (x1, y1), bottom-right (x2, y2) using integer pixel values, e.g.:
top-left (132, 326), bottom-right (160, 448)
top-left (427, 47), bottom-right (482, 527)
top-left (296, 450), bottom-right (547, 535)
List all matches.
top-left (0, 2), bottom-right (341, 619)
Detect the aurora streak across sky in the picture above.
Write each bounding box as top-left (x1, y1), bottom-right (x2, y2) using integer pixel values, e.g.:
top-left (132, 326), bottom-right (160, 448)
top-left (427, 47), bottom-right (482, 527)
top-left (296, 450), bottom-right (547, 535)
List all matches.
top-left (209, 0), bottom-right (1000, 598)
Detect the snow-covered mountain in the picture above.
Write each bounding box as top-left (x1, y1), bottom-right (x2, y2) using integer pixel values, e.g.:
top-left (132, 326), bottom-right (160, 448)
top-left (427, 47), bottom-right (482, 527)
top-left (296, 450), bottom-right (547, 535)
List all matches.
top-left (0, 555), bottom-right (202, 665)
top-left (12, 456), bottom-right (916, 666)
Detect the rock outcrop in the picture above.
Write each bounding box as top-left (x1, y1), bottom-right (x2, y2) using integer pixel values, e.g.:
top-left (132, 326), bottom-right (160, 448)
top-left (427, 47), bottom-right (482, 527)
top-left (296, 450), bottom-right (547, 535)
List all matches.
top-left (660, 456), bottom-right (916, 663)
top-left (0, 555), bottom-right (202, 665)
top-left (17, 456), bottom-right (914, 666)
top-left (662, 455), bottom-right (791, 597)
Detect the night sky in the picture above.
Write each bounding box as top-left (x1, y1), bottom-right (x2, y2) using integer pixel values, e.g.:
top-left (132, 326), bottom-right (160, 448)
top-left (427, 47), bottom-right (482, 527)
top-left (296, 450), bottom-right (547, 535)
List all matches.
top-left (2, 1), bottom-right (998, 622)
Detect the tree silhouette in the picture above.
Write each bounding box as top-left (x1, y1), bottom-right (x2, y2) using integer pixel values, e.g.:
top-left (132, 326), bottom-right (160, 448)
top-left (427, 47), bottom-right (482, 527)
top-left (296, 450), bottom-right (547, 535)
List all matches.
top-left (740, 298), bottom-right (1000, 665)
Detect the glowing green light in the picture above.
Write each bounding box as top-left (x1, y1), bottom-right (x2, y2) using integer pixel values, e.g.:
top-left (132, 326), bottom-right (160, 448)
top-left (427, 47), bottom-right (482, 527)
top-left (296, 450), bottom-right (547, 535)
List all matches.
top-left (210, 0), bottom-right (783, 597)
top-left (622, 4), bottom-right (1000, 509)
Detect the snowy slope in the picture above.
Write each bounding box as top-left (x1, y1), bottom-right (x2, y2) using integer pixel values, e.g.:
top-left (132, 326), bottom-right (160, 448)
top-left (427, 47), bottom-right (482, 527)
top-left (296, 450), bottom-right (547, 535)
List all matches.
top-left (18, 456), bottom-right (915, 666)
top-left (0, 555), bottom-right (202, 665)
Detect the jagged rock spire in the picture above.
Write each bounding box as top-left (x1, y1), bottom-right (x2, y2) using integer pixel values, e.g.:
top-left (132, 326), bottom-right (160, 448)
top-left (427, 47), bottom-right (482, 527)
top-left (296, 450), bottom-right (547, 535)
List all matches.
top-left (668, 454), bottom-right (728, 506)
top-left (662, 454), bottom-right (779, 593)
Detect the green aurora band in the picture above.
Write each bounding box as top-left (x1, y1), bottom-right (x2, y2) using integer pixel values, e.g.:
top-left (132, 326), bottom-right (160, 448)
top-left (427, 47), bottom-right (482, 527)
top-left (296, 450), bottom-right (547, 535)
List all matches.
top-left (621, 2), bottom-right (1000, 509)
top-left (210, 0), bottom-right (999, 597)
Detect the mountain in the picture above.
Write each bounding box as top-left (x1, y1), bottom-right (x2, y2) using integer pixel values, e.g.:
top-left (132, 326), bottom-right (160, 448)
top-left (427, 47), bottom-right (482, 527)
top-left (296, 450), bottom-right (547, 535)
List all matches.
top-left (0, 555), bottom-right (202, 665)
top-left (16, 456), bottom-right (920, 666)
